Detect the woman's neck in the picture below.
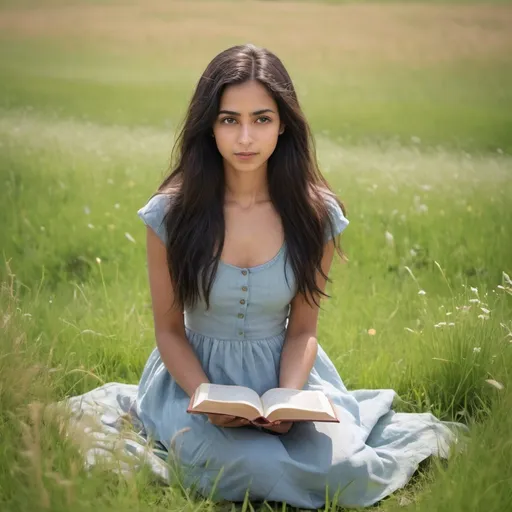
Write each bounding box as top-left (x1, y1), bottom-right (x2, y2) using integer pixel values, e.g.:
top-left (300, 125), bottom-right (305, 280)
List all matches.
top-left (223, 167), bottom-right (270, 209)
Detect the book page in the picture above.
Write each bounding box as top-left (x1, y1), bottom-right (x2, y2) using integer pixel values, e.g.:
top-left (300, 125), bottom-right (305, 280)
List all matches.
top-left (192, 383), bottom-right (264, 418)
top-left (261, 388), bottom-right (336, 422)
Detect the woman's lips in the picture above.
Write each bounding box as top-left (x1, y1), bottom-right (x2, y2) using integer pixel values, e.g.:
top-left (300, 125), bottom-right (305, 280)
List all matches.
top-left (235, 152), bottom-right (258, 160)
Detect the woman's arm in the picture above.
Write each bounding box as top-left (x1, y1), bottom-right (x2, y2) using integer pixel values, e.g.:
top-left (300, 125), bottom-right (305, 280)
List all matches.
top-left (145, 226), bottom-right (210, 397)
top-left (278, 239), bottom-right (336, 390)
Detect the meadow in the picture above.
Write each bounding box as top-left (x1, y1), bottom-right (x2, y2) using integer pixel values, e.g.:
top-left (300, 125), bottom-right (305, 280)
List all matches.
top-left (0, 1), bottom-right (511, 511)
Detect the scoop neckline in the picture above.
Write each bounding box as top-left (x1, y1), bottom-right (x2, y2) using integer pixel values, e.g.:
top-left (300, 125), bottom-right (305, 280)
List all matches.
top-left (219, 242), bottom-right (286, 272)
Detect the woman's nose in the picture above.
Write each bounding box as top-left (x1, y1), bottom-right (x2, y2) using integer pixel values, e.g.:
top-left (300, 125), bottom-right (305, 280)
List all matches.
top-left (238, 124), bottom-right (253, 145)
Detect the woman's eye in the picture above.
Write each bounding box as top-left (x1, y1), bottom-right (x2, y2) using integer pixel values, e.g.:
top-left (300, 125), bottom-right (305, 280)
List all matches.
top-left (220, 116), bottom-right (271, 125)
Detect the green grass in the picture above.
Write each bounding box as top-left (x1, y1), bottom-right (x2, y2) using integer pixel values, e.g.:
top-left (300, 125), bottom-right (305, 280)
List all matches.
top-left (1, 1), bottom-right (512, 511)
top-left (1, 42), bottom-right (511, 152)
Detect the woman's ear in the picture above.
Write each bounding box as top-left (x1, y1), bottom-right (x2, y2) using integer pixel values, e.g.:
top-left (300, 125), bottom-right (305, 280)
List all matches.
top-left (279, 124), bottom-right (285, 135)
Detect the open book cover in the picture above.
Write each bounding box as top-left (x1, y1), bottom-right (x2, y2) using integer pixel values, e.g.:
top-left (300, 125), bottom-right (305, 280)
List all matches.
top-left (187, 383), bottom-right (339, 424)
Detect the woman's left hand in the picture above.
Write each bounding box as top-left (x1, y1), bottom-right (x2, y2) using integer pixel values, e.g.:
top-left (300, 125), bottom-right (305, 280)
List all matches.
top-left (262, 420), bottom-right (293, 434)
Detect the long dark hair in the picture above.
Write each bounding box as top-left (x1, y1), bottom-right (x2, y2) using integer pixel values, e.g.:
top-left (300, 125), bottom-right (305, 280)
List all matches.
top-left (155, 43), bottom-right (346, 311)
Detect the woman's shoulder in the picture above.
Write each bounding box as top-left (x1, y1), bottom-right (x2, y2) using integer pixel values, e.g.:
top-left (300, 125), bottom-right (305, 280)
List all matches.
top-left (137, 189), bottom-right (177, 243)
top-left (316, 187), bottom-right (350, 242)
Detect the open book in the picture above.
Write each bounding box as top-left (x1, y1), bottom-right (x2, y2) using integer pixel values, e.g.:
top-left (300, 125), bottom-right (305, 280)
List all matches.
top-left (187, 383), bottom-right (339, 424)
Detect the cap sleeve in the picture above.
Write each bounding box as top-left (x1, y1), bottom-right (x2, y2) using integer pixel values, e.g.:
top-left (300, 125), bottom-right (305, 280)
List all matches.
top-left (137, 193), bottom-right (171, 244)
top-left (324, 195), bottom-right (349, 242)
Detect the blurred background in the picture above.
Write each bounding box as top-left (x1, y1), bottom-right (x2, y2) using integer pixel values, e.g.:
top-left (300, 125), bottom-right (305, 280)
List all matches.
top-left (1, 1), bottom-right (511, 511)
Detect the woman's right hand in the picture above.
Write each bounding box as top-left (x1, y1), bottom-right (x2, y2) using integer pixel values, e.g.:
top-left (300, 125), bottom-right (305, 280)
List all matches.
top-left (207, 414), bottom-right (250, 428)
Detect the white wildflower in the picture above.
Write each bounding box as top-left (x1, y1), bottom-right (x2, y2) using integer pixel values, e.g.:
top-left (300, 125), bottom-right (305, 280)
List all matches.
top-left (95, 257), bottom-right (101, 264)
top-left (385, 231), bottom-right (394, 246)
top-left (470, 286), bottom-right (478, 295)
top-left (469, 298), bottom-right (480, 304)
top-left (480, 307), bottom-right (490, 315)
top-left (418, 290), bottom-right (426, 296)
top-left (477, 314), bottom-right (489, 320)
top-left (446, 312), bottom-right (452, 316)
top-left (114, 203), bottom-right (120, 209)
top-left (434, 322), bottom-right (447, 328)
top-left (125, 232), bottom-right (136, 243)
top-left (87, 223), bottom-right (94, 229)
top-left (448, 322), bottom-right (455, 326)
top-left (473, 347), bottom-right (481, 353)
top-left (485, 379), bottom-right (504, 391)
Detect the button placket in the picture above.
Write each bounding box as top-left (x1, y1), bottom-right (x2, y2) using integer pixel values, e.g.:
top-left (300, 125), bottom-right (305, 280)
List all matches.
top-left (238, 269), bottom-right (249, 338)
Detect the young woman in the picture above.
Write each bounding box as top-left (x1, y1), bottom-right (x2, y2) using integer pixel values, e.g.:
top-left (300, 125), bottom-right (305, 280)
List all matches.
top-left (76, 44), bottom-right (467, 508)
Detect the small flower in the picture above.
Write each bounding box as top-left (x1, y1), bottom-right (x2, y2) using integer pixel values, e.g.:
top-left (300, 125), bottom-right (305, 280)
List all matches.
top-left (448, 322), bottom-right (455, 326)
top-left (125, 232), bottom-right (136, 243)
top-left (473, 347), bottom-right (481, 353)
top-left (480, 307), bottom-right (490, 315)
top-left (485, 379), bottom-right (504, 391)
top-left (114, 203), bottom-right (120, 209)
top-left (418, 290), bottom-right (426, 296)
top-left (477, 314), bottom-right (489, 320)
top-left (384, 231), bottom-right (394, 246)
top-left (87, 223), bottom-right (94, 229)
top-left (95, 257), bottom-right (101, 264)
top-left (367, 328), bottom-right (376, 336)
top-left (84, 206), bottom-right (91, 215)
top-left (470, 286), bottom-right (478, 295)
top-left (434, 322), bottom-right (447, 328)
top-left (469, 298), bottom-right (480, 304)
top-left (446, 312), bottom-right (452, 316)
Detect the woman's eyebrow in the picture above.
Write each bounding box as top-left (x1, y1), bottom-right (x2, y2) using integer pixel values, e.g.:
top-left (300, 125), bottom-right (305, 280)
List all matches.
top-left (218, 109), bottom-right (276, 116)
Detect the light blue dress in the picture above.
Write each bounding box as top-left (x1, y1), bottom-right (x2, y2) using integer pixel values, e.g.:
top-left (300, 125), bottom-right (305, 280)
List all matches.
top-left (133, 193), bottom-right (468, 509)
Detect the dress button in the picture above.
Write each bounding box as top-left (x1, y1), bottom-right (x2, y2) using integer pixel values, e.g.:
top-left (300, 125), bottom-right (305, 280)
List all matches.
top-left (242, 286), bottom-right (248, 292)
top-left (241, 270), bottom-right (247, 276)
top-left (238, 313), bottom-right (244, 319)
top-left (240, 299), bottom-right (246, 305)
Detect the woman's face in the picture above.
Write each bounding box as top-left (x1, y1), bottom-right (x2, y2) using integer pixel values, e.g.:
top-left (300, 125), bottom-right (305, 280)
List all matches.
top-left (212, 80), bottom-right (284, 173)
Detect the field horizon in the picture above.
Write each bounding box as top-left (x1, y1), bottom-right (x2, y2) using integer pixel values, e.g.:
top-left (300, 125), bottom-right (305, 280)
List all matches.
top-left (1, 1), bottom-right (511, 511)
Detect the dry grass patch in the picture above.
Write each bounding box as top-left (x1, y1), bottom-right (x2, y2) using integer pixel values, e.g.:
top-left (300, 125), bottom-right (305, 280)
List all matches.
top-left (0, 1), bottom-right (511, 67)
